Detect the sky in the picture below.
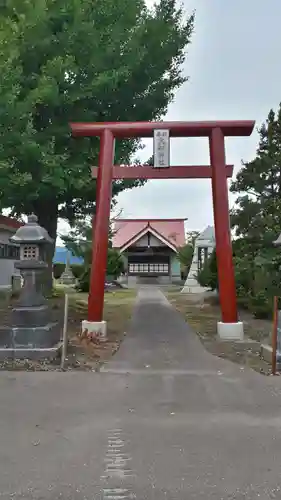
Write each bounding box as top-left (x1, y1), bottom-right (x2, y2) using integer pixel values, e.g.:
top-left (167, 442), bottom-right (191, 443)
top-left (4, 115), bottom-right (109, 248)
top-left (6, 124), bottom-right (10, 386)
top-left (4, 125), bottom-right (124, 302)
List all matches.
top-left (58, 0), bottom-right (281, 242)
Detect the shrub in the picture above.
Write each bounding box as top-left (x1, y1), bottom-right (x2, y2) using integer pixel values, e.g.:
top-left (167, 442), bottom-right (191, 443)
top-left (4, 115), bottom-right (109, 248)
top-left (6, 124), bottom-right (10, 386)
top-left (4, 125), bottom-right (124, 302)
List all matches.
top-left (53, 263), bottom-right (65, 279)
top-left (236, 286), bottom-right (250, 310)
top-left (197, 250), bottom-right (218, 290)
top-left (107, 248), bottom-right (124, 278)
top-left (76, 250), bottom-right (124, 293)
top-left (71, 264), bottom-right (84, 279)
top-left (76, 268), bottom-right (90, 293)
top-left (193, 241), bottom-right (281, 321)
top-left (248, 291), bottom-right (273, 319)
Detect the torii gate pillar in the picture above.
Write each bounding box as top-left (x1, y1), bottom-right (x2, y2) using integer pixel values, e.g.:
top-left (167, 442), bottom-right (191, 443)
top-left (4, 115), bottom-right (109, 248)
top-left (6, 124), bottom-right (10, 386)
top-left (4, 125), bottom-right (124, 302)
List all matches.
top-left (209, 127), bottom-right (243, 340)
top-left (70, 120), bottom-right (255, 341)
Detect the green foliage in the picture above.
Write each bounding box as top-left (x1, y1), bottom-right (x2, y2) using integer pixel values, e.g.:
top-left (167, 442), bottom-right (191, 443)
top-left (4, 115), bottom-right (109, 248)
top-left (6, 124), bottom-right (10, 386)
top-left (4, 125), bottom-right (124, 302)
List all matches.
top-left (231, 105), bottom-right (281, 244)
top-left (199, 106), bottom-right (281, 319)
top-left (197, 250), bottom-right (218, 291)
top-left (186, 230), bottom-right (200, 247)
top-left (230, 105), bottom-right (281, 319)
top-left (177, 244), bottom-right (193, 277)
top-left (76, 249), bottom-right (125, 293)
top-left (53, 262), bottom-right (83, 279)
top-left (197, 247), bottom-right (281, 318)
top-left (71, 264), bottom-right (84, 279)
top-left (107, 248), bottom-right (125, 278)
top-left (62, 215), bottom-right (115, 259)
top-left (177, 231), bottom-right (200, 278)
top-left (0, 0), bottom-right (194, 235)
top-left (62, 218), bottom-right (98, 267)
top-left (248, 291), bottom-right (273, 319)
top-left (63, 218), bottom-right (124, 292)
top-left (76, 269), bottom-right (90, 293)
top-left (53, 263), bottom-right (65, 279)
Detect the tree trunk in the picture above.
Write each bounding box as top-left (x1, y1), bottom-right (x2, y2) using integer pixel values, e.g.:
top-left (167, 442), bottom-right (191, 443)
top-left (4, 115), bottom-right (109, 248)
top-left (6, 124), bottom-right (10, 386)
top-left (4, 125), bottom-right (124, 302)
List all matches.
top-left (32, 200), bottom-right (59, 295)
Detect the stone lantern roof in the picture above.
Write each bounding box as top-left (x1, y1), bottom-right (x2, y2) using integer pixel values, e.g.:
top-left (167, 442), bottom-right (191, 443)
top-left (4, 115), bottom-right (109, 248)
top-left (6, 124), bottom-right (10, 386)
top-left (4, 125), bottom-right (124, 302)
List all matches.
top-left (10, 214), bottom-right (53, 245)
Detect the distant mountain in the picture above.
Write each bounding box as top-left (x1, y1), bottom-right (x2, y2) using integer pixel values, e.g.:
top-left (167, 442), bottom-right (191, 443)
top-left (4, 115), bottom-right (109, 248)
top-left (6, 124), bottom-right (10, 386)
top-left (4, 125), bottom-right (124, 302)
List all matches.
top-left (53, 247), bottom-right (84, 265)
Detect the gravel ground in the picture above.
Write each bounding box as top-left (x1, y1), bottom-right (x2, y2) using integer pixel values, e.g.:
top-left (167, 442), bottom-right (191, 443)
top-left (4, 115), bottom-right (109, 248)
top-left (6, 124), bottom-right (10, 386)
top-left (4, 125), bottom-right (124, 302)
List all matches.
top-left (0, 289), bottom-right (136, 371)
top-left (165, 290), bottom-right (273, 374)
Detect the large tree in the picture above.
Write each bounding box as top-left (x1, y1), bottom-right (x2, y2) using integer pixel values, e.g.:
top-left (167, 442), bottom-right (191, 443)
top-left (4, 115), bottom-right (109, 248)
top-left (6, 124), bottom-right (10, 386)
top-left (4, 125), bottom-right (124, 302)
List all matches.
top-left (61, 216), bottom-right (115, 267)
top-left (220, 105), bottom-right (281, 316)
top-left (0, 0), bottom-right (194, 242)
top-left (199, 106), bottom-right (281, 316)
top-left (62, 217), bottom-right (124, 290)
top-left (231, 105), bottom-right (281, 247)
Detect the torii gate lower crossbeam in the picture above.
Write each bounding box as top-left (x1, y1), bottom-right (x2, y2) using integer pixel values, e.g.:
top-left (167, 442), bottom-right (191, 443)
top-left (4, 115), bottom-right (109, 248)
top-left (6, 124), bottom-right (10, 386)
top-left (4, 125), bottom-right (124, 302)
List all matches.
top-left (70, 120), bottom-right (255, 340)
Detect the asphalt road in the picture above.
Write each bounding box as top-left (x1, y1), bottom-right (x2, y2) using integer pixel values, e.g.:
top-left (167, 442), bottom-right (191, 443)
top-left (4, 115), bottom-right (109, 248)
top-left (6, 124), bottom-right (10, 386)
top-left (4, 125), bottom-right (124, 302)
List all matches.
top-left (1, 287), bottom-right (281, 499)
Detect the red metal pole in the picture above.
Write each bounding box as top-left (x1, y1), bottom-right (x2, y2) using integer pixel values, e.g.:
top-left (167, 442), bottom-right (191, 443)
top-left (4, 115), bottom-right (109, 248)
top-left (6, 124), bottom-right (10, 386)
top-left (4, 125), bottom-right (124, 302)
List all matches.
top-left (88, 129), bottom-right (114, 322)
top-left (89, 165), bottom-right (102, 309)
top-left (209, 128), bottom-right (238, 323)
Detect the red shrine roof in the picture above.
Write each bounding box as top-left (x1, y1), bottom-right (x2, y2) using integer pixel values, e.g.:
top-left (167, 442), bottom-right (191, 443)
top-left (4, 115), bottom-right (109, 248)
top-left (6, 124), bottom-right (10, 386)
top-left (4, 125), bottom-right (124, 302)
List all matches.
top-left (113, 218), bottom-right (186, 251)
top-left (0, 214), bottom-right (22, 230)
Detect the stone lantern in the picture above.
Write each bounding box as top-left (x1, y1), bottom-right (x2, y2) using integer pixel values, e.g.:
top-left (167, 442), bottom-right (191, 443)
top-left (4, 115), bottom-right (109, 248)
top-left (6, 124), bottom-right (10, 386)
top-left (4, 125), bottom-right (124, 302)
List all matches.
top-left (0, 214), bottom-right (60, 359)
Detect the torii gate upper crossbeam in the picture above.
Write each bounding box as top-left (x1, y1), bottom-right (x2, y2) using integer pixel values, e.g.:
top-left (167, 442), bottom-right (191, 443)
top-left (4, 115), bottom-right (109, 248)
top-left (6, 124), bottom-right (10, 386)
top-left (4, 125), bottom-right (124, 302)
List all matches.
top-left (71, 120), bottom-right (254, 138)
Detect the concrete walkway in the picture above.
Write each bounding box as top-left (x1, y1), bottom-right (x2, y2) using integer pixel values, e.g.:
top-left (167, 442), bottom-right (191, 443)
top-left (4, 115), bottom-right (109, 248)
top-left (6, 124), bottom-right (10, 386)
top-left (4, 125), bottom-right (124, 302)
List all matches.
top-left (1, 287), bottom-right (281, 499)
top-left (105, 287), bottom-right (231, 373)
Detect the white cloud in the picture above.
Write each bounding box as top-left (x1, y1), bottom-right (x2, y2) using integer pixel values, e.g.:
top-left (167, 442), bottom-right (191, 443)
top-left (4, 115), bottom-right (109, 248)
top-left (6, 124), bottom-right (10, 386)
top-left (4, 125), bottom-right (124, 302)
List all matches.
top-left (115, 0), bottom-right (281, 231)
top-left (58, 0), bottom-right (281, 244)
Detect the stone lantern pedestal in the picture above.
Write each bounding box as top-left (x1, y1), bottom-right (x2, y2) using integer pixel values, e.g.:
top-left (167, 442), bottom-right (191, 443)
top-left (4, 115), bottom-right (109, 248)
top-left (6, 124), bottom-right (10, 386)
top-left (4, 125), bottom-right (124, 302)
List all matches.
top-left (0, 215), bottom-right (61, 360)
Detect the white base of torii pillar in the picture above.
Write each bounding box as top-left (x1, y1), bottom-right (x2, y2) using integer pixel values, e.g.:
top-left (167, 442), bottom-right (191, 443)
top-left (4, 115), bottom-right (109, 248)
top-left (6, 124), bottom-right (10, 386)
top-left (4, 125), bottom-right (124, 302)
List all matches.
top-left (181, 226), bottom-right (244, 340)
top-left (181, 226), bottom-right (215, 294)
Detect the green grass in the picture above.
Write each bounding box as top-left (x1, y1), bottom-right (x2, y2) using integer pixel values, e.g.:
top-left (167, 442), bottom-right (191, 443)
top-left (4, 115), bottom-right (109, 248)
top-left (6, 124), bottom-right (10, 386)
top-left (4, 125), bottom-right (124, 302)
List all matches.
top-left (71, 288), bottom-right (137, 306)
top-left (68, 287), bottom-right (137, 364)
top-left (165, 289), bottom-right (272, 374)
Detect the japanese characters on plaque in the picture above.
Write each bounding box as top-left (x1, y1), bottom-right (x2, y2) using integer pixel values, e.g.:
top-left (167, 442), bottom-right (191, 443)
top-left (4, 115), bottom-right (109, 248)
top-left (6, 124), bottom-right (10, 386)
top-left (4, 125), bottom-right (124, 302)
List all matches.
top-left (153, 129), bottom-right (170, 168)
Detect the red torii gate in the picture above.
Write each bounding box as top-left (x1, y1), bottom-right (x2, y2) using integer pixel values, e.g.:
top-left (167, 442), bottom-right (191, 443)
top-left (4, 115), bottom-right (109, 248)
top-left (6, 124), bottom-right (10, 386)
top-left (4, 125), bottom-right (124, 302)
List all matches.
top-left (70, 120), bottom-right (255, 337)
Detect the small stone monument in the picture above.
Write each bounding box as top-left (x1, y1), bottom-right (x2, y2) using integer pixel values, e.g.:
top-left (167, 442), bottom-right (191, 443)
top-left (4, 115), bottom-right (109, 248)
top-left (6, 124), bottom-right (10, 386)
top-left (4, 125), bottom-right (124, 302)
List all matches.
top-left (181, 226), bottom-right (215, 294)
top-left (60, 250), bottom-right (76, 285)
top-left (0, 214), bottom-right (60, 359)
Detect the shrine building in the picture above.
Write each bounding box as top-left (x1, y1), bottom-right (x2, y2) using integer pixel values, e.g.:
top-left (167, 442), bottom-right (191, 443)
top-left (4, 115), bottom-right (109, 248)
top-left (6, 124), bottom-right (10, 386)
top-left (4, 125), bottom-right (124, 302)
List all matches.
top-left (0, 214), bottom-right (22, 290)
top-left (112, 218), bottom-right (186, 285)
